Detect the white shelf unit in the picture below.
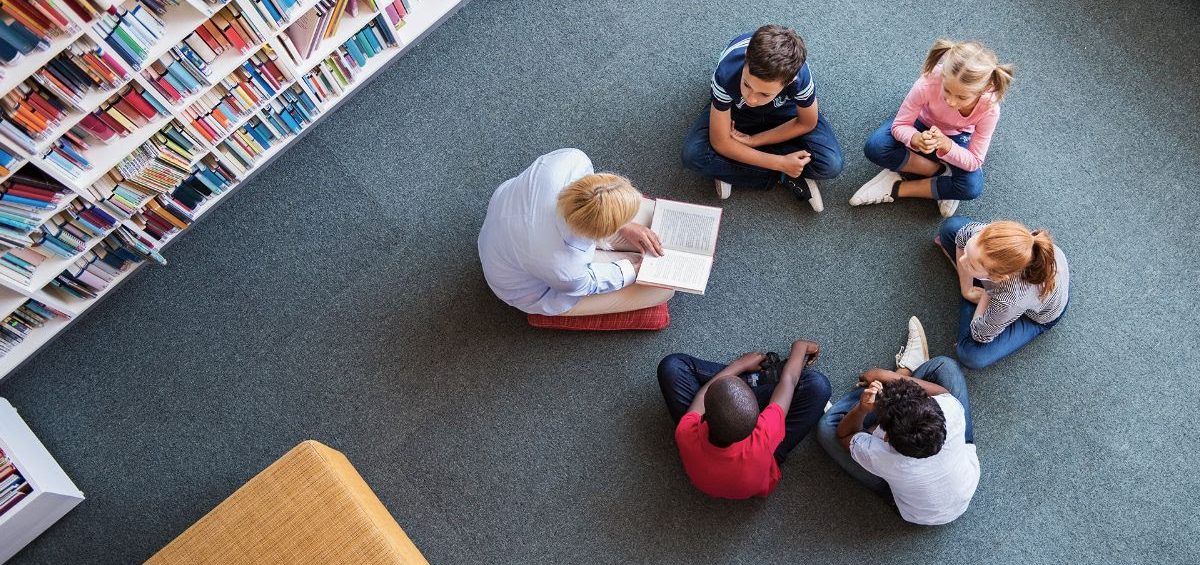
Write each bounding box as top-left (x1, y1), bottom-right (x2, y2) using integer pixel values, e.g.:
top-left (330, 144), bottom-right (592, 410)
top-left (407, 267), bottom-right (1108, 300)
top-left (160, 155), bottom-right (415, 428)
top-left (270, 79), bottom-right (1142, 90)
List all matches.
top-left (0, 398), bottom-right (84, 563)
top-left (0, 0), bottom-right (467, 383)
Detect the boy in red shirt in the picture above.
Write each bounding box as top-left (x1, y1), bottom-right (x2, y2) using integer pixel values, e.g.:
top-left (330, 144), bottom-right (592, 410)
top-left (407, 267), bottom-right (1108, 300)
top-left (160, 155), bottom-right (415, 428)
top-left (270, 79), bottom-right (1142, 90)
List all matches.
top-left (657, 340), bottom-right (831, 498)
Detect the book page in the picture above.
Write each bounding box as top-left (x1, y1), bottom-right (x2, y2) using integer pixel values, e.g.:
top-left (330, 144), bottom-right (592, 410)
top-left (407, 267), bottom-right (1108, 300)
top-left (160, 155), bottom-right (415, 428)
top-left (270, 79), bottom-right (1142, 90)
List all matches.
top-left (636, 251), bottom-right (714, 294)
top-left (651, 200), bottom-right (722, 256)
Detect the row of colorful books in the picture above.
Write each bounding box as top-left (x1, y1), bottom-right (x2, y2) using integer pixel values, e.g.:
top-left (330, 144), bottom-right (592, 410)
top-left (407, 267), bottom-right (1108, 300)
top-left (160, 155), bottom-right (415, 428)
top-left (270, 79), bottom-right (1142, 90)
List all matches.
top-left (378, 0), bottom-right (408, 30)
top-left (0, 170), bottom-right (71, 247)
top-left (47, 225), bottom-right (162, 301)
top-left (214, 83), bottom-right (316, 175)
top-left (34, 36), bottom-right (129, 105)
top-left (37, 199), bottom-right (120, 260)
top-left (83, 122), bottom-right (202, 200)
top-left (279, 0), bottom-right (360, 61)
top-left (140, 2), bottom-right (267, 105)
top-left (94, 0), bottom-right (179, 70)
top-left (0, 0), bottom-right (97, 67)
top-left (181, 46), bottom-right (289, 142)
top-left (40, 84), bottom-right (173, 179)
top-left (299, 15), bottom-right (395, 104)
top-left (245, 0), bottom-right (302, 29)
top-left (0, 79), bottom-right (71, 150)
top-left (117, 153), bottom-right (230, 243)
top-left (0, 446), bottom-right (34, 515)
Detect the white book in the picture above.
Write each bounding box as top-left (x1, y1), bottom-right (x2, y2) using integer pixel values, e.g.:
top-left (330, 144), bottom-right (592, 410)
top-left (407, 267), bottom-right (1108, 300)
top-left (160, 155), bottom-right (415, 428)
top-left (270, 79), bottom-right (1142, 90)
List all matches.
top-left (635, 198), bottom-right (722, 295)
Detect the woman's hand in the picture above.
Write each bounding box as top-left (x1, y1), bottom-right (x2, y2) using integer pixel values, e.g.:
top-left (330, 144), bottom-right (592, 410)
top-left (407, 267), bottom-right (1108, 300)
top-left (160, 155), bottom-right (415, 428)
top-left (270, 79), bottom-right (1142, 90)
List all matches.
top-left (617, 224), bottom-right (664, 257)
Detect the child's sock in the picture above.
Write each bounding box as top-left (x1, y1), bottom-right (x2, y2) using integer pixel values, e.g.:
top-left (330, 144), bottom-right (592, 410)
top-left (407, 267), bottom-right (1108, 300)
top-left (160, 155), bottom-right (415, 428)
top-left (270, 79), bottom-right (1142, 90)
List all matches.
top-left (891, 181), bottom-right (902, 199)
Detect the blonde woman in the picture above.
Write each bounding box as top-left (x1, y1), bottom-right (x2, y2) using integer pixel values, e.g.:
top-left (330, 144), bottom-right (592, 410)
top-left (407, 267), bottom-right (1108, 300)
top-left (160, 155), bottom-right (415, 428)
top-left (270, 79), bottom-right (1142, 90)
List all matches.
top-left (936, 216), bottom-right (1070, 369)
top-left (853, 39), bottom-right (1015, 217)
top-left (478, 148), bottom-right (674, 316)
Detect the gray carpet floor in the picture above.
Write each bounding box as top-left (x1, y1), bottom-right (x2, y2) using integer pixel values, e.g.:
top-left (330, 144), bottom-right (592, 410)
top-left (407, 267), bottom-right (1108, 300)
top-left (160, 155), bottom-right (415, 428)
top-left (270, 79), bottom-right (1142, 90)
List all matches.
top-left (3, 0), bottom-right (1198, 563)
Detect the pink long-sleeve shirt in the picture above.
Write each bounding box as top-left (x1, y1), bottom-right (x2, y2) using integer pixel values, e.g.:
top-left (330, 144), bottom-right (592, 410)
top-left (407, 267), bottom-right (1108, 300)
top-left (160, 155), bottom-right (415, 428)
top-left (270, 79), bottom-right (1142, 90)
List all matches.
top-left (891, 66), bottom-right (1001, 172)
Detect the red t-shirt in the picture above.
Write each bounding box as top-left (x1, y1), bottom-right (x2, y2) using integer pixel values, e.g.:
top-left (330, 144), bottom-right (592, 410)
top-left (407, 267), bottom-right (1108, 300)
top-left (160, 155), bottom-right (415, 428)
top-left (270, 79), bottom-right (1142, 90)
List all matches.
top-left (674, 403), bottom-right (786, 499)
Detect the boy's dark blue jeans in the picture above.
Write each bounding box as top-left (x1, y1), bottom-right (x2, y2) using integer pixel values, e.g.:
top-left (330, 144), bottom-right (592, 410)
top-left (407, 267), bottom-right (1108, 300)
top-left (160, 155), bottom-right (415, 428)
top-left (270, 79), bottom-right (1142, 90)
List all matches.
top-left (657, 353), bottom-right (832, 464)
top-left (681, 105), bottom-right (845, 189)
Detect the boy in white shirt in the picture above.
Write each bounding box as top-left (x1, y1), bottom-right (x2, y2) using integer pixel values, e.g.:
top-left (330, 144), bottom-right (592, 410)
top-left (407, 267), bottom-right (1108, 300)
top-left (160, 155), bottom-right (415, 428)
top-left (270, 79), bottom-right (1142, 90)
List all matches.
top-left (816, 317), bottom-right (980, 525)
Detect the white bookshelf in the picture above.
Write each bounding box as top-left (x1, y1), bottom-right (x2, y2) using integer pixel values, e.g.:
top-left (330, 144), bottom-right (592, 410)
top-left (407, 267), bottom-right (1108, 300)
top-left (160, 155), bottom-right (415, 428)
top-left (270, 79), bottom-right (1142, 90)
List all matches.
top-left (0, 0), bottom-right (468, 384)
top-left (0, 398), bottom-right (84, 563)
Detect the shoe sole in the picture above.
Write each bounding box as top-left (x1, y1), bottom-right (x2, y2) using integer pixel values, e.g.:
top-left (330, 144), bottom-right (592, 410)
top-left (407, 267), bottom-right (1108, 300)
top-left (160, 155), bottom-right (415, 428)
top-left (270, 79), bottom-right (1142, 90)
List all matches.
top-left (808, 182), bottom-right (824, 212)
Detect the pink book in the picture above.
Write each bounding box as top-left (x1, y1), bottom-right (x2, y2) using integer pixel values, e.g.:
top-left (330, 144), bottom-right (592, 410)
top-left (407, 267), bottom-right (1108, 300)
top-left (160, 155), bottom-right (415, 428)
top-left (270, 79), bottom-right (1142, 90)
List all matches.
top-left (79, 114), bottom-right (116, 141)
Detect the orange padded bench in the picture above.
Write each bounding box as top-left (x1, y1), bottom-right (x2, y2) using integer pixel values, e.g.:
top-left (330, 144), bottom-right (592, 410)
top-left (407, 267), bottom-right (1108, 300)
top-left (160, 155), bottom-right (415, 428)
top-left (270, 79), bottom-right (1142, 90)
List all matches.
top-left (145, 440), bottom-right (428, 565)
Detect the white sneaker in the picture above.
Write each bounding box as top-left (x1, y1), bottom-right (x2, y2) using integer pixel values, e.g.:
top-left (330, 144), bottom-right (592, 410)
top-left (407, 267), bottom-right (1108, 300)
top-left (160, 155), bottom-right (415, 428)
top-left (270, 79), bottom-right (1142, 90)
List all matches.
top-left (895, 316), bottom-right (929, 372)
top-left (938, 199), bottom-right (960, 217)
top-left (849, 169), bottom-right (900, 206)
top-left (715, 179), bottom-right (732, 200)
top-left (806, 178), bottom-right (823, 212)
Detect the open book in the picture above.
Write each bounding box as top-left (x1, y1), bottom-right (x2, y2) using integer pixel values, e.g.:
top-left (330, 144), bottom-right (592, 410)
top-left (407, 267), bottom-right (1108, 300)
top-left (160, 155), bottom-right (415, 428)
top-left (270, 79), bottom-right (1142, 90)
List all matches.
top-left (634, 199), bottom-right (723, 295)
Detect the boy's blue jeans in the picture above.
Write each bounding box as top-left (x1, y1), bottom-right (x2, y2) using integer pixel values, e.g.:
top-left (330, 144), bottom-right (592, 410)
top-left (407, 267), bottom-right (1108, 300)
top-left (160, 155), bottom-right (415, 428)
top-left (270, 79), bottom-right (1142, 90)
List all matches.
top-left (864, 119), bottom-right (984, 200)
top-left (657, 353), bottom-right (832, 464)
top-left (681, 106), bottom-right (845, 188)
top-left (937, 217), bottom-right (1068, 369)
top-left (815, 356), bottom-right (973, 497)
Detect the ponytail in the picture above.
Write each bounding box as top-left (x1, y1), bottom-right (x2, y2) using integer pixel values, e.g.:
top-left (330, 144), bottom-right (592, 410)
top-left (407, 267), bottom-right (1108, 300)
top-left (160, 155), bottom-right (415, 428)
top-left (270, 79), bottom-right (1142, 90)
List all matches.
top-left (1025, 230), bottom-right (1058, 299)
top-left (989, 63), bottom-right (1016, 103)
top-left (922, 38), bottom-right (957, 75)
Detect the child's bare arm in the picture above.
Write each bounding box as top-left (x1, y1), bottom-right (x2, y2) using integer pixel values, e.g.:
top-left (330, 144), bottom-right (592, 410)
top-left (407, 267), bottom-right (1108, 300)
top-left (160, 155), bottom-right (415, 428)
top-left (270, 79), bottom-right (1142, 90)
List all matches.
top-left (707, 105), bottom-right (794, 173)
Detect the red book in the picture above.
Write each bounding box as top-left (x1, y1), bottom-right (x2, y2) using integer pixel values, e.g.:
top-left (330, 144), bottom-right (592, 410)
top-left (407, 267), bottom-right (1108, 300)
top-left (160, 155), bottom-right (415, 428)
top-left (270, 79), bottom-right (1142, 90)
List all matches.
top-left (6, 187), bottom-right (57, 203)
top-left (25, 92), bottom-right (63, 121)
top-left (191, 118), bottom-right (219, 141)
top-left (8, 183), bottom-right (59, 200)
top-left (154, 77), bottom-right (183, 101)
top-left (194, 24), bottom-right (224, 53)
top-left (0, 490), bottom-right (27, 514)
top-left (95, 111), bottom-right (130, 136)
top-left (221, 26), bottom-right (248, 52)
top-left (97, 50), bottom-right (128, 79)
top-left (122, 88), bottom-right (158, 120)
top-left (79, 114), bottom-right (116, 141)
top-left (111, 99), bottom-right (148, 127)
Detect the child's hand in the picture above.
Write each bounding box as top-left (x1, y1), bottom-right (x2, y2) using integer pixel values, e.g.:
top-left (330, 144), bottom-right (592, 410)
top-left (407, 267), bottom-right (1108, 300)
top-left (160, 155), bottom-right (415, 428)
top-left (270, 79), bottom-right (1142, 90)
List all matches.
top-left (729, 123), bottom-right (756, 147)
top-left (859, 381), bottom-right (883, 412)
top-left (791, 339), bottom-right (821, 364)
top-left (927, 127), bottom-right (953, 154)
top-left (911, 132), bottom-right (935, 153)
top-left (961, 286), bottom-right (985, 304)
top-left (777, 151), bottom-right (811, 178)
top-left (732, 351), bottom-right (768, 371)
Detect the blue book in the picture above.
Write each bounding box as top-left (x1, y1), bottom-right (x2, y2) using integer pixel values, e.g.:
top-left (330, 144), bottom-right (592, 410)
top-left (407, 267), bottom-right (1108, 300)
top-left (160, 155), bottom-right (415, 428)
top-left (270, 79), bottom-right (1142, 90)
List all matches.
top-left (256, 0), bottom-right (283, 24)
top-left (251, 121), bottom-right (274, 142)
top-left (0, 36), bottom-right (19, 64)
top-left (243, 123), bottom-right (271, 148)
top-left (55, 143), bottom-right (91, 169)
top-left (371, 17), bottom-right (396, 46)
top-left (0, 147), bottom-right (13, 165)
top-left (240, 62), bottom-right (276, 97)
top-left (353, 32), bottom-right (375, 58)
top-left (0, 195), bottom-right (53, 209)
top-left (359, 27), bottom-right (382, 54)
top-left (166, 61), bottom-right (201, 91)
top-left (276, 108), bottom-right (301, 133)
top-left (0, 21), bottom-right (43, 53)
top-left (343, 39), bottom-right (366, 67)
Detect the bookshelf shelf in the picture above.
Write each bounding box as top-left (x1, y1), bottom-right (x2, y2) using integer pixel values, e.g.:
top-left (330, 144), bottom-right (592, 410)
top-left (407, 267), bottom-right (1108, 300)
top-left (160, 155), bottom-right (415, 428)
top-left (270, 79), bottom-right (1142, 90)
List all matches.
top-left (0, 0), bottom-right (466, 382)
top-left (0, 288), bottom-right (26, 319)
top-left (0, 397), bottom-right (85, 562)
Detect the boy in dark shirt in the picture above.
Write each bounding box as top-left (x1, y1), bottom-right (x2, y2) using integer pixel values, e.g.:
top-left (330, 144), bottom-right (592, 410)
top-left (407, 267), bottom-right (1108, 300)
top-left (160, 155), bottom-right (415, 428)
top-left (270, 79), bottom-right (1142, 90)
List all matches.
top-left (682, 25), bottom-right (844, 210)
top-left (657, 340), bottom-right (832, 499)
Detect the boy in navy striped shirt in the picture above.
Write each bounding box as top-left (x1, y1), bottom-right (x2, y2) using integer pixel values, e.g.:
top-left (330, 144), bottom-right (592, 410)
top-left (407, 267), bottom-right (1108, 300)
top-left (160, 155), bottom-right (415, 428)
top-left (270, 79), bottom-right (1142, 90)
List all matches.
top-left (682, 25), bottom-right (844, 211)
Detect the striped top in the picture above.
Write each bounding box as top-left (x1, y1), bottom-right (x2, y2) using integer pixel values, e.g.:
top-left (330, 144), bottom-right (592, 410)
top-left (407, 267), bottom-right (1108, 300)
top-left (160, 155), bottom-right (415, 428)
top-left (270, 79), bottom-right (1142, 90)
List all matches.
top-left (710, 32), bottom-right (816, 122)
top-left (955, 222), bottom-right (1070, 343)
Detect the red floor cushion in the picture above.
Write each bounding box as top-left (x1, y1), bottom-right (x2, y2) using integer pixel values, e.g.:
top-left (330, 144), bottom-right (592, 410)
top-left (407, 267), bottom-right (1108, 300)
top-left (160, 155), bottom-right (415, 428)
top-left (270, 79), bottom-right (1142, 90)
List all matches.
top-left (527, 304), bottom-right (670, 331)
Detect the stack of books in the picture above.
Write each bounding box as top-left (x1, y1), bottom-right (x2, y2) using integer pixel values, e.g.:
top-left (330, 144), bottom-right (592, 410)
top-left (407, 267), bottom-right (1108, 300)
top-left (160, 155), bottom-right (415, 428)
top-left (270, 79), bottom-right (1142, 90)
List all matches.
top-left (32, 36), bottom-right (128, 106)
top-left (379, 0), bottom-right (408, 29)
top-left (36, 200), bottom-right (119, 258)
top-left (141, 46), bottom-right (208, 104)
top-left (47, 226), bottom-right (161, 300)
top-left (261, 84), bottom-right (317, 133)
top-left (0, 170), bottom-right (71, 247)
top-left (86, 123), bottom-right (201, 201)
top-left (75, 83), bottom-right (170, 143)
top-left (0, 247), bottom-right (44, 286)
top-left (0, 299), bottom-right (69, 358)
top-left (154, 154), bottom-right (234, 220)
top-left (0, 79), bottom-right (70, 151)
top-left (279, 0), bottom-right (361, 61)
top-left (245, 0), bottom-right (301, 30)
top-left (0, 0), bottom-right (86, 67)
top-left (93, 0), bottom-right (179, 69)
top-left (0, 446), bottom-right (34, 514)
top-left (299, 15), bottom-right (395, 103)
top-left (107, 133), bottom-right (194, 195)
top-left (181, 46), bottom-right (288, 142)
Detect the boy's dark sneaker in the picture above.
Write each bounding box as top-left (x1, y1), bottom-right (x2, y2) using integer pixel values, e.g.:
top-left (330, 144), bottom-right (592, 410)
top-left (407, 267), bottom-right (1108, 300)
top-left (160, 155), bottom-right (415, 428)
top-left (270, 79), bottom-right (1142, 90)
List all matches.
top-left (780, 174), bottom-right (823, 212)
